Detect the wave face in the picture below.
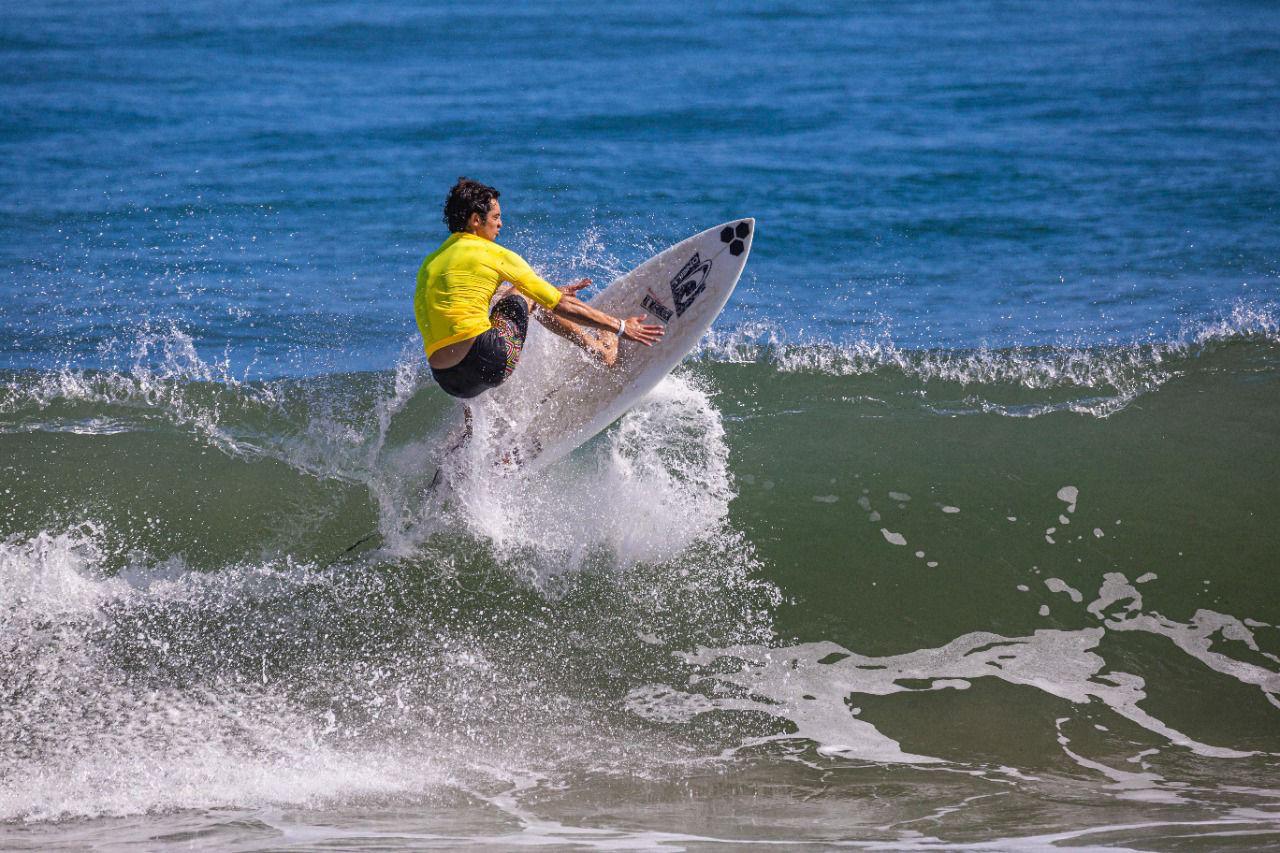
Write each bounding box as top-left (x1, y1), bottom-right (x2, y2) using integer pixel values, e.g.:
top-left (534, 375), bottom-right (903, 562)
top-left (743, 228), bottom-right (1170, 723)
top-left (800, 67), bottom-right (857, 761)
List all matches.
top-left (2, 324), bottom-right (1278, 847)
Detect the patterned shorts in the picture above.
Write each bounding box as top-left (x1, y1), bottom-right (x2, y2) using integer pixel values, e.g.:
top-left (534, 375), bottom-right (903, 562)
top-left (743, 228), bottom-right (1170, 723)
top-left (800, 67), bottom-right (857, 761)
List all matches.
top-left (430, 295), bottom-right (529, 399)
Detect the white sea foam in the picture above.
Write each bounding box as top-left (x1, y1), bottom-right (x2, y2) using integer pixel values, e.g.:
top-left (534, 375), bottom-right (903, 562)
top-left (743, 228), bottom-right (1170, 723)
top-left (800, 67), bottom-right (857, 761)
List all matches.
top-left (634, 569), bottom-right (1275, 769)
top-left (1045, 577), bottom-right (1084, 603)
top-left (0, 325), bottom-right (442, 495)
top-left (881, 529), bottom-right (907, 546)
top-left (5, 523), bottom-right (737, 825)
top-left (1058, 485), bottom-right (1079, 512)
top-left (1055, 718), bottom-right (1185, 804)
top-left (391, 370), bottom-right (737, 576)
top-left (0, 530), bottom-right (460, 822)
top-left (693, 301), bottom-right (1280, 418)
top-left (0, 323), bottom-right (258, 456)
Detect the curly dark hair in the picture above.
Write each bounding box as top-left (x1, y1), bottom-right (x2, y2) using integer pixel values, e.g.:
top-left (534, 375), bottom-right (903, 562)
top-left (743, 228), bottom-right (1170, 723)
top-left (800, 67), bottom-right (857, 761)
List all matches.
top-left (442, 177), bottom-right (500, 233)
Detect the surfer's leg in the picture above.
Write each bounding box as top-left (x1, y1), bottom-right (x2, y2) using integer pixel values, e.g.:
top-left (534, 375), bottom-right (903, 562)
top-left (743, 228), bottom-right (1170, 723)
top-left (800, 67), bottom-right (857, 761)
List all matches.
top-left (488, 297), bottom-right (529, 381)
top-left (459, 405), bottom-right (474, 447)
top-left (533, 308), bottom-right (618, 367)
top-left (492, 283), bottom-right (529, 309)
top-left (440, 404), bottom-right (473, 454)
top-left (493, 284), bottom-right (617, 366)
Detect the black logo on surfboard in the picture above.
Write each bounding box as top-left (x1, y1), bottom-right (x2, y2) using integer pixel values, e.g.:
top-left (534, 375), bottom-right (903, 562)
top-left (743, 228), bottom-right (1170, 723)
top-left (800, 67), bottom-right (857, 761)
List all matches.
top-left (641, 291), bottom-right (673, 323)
top-left (669, 253), bottom-right (712, 317)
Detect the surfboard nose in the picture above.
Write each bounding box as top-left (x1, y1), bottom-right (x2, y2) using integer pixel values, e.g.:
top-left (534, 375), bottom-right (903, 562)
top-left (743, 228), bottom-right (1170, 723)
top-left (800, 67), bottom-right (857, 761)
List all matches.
top-left (719, 218), bottom-right (754, 257)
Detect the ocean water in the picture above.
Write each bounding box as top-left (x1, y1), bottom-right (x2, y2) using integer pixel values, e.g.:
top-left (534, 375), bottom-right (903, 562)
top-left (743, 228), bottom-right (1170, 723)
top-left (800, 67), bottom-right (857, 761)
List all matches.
top-left (3, 1), bottom-right (1279, 850)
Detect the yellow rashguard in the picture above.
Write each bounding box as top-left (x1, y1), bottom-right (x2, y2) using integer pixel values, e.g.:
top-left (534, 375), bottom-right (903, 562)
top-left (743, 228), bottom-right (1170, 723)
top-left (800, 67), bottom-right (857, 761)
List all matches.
top-left (413, 232), bottom-right (563, 357)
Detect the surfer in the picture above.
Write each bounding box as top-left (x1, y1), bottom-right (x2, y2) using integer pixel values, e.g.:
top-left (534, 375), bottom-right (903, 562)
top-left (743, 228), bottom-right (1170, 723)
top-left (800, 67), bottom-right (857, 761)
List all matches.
top-left (414, 177), bottom-right (664, 400)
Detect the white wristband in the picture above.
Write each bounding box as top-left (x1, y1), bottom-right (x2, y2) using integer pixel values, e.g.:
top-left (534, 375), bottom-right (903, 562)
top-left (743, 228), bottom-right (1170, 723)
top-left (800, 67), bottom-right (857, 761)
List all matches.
top-left (616, 317), bottom-right (626, 337)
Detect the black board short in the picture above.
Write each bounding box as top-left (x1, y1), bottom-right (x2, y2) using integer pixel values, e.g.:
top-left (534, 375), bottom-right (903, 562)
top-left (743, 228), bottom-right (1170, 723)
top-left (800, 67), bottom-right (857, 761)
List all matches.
top-left (430, 295), bottom-right (529, 399)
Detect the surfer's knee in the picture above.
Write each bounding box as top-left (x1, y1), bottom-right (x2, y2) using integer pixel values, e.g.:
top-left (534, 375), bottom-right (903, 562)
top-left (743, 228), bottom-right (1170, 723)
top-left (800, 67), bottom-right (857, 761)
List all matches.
top-left (493, 285), bottom-right (533, 312)
top-left (594, 334), bottom-right (619, 367)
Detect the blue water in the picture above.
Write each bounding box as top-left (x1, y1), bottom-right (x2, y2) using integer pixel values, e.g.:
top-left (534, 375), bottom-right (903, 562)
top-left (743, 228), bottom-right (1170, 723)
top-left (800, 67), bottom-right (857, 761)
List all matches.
top-left (4, 0), bottom-right (1278, 375)
top-left (4, 3), bottom-right (1280, 849)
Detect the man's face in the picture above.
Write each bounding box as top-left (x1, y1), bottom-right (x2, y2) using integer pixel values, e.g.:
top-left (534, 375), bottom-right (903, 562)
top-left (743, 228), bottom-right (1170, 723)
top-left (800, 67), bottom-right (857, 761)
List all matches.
top-left (471, 199), bottom-right (502, 241)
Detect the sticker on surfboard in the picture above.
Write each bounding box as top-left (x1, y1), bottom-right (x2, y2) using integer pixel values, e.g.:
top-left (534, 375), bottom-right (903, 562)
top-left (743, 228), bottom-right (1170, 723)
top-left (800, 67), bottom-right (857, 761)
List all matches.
top-left (641, 290), bottom-right (673, 324)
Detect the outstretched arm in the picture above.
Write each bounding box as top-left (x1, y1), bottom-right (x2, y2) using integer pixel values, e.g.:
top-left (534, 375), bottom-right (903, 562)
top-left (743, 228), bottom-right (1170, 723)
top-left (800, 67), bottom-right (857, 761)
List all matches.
top-left (550, 279), bottom-right (665, 346)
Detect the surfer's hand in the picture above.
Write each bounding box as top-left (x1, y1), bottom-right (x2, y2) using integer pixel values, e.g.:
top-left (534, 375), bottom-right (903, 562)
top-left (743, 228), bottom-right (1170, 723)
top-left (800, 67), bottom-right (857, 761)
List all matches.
top-left (560, 278), bottom-right (592, 297)
top-left (622, 316), bottom-right (664, 346)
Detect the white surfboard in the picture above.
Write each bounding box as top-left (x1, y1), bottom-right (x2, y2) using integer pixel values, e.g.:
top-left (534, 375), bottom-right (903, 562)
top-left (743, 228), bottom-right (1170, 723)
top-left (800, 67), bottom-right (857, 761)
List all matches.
top-left (467, 219), bottom-right (755, 474)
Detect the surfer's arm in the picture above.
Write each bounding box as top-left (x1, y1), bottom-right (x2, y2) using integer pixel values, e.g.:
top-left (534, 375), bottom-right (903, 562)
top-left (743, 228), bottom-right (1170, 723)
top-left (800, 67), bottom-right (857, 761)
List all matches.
top-left (492, 249), bottom-right (563, 310)
top-left (551, 280), bottom-right (664, 346)
top-left (493, 246), bottom-right (662, 346)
